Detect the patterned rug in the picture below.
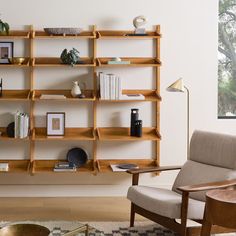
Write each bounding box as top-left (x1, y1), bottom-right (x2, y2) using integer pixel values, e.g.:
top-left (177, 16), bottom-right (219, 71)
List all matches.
top-left (0, 221), bottom-right (177, 236)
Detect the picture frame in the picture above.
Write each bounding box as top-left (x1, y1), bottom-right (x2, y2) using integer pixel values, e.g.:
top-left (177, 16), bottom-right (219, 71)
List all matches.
top-left (46, 112), bottom-right (65, 136)
top-left (0, 42), bottom-right (14, 64)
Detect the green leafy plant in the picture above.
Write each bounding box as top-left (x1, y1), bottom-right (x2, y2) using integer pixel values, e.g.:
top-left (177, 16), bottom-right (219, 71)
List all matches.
top-left (0, 19), bottom-right (9, 35)
top-left (60, 48), bottom-right (80, 66)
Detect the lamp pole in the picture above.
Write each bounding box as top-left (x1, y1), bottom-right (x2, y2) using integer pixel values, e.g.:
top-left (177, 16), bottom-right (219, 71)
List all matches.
top-left (167, 78), bottom-right (190, 160)
top-left (184, 86), bottom-right (190, 159)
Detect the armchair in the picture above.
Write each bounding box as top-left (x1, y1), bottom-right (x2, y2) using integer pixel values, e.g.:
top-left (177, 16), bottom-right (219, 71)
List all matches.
top-left (127, 130), bottom-right (236, 236)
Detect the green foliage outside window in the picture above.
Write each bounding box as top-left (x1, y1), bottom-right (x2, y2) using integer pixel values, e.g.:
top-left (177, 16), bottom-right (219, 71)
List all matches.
top-left (218, 0), bottom-right (236, 117)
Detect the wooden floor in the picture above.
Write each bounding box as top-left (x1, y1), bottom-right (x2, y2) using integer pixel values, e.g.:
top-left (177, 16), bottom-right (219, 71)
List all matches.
top-left (0, 197), bottom-right (145, 221)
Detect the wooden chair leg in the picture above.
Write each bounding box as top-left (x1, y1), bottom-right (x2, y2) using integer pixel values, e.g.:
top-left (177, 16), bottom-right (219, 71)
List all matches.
top-left (200, 220), bottom-right (212, 236)
top-left (130, 203), bottom-right (135, 227)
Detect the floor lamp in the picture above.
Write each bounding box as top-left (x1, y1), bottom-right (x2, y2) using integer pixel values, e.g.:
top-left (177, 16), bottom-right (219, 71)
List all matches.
top-left (166, 78), bottom-right (190, 159)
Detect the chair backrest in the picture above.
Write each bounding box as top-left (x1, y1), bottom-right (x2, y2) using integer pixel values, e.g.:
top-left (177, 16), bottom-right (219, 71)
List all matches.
top-left (172, 130), bottom-right (236, 202)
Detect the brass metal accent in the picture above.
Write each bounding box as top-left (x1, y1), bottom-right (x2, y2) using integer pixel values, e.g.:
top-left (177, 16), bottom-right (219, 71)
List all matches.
top-left (0, 224), bottom-right (50, 236)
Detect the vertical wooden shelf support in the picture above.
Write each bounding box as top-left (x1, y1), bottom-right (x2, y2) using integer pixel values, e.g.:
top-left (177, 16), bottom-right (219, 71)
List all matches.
top-left (30, 25), bottom-right (35, 173)
top-left (155, 25), bottom-right (161, 168)
top-left (93, 25), bottom-right (98, 174)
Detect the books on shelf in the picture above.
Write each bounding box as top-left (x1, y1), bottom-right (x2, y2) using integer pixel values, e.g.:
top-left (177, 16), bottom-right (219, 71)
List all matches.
top-left (99, 72), bottom-right (122, 100)
top-left (53, 162), bottom-right (77, 172)
top-left (14, 111), bottom-right (29, 139)
top-left (0, 163), bottom-right (9, 172)
top-left (110, 164), bottom-right (138, 172)
top-left (107, 60), bottom-right (130, 65)
top-left (40, 94), bottom-right (66, 99)
top-left (120, 94), bottom-right (145, 100)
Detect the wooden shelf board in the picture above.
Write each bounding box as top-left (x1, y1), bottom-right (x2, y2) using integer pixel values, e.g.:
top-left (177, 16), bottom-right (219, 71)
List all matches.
top-left (97, 30), bottom-right (161, 39)
top-left (97, 127), bottom-right (161, 141)
top-left (96, 159), bottom-right (157, 172)
top-left (32, 89), bottom-right (95, 101)
top-left (98, 90), bottom-right (161, 102)
top-left (33, 127), bottom-right (95, 141)
top-left (32, 160), bottom-right (94, 173)
top-left (0, 90), bottom-right (30, 101)
top-left (0, 160), bottom-right (30, 173)
top-left (0, 31), bottom-right (30, 39)
top-left (32, 57), bottom-right (95, 67)
top-left (96, 57), bottom-right (161, 67)
top-left (0, 127), bottom-right (29, 141)
top-left (33, 31), bottom-right (95, 39)
top-left (0, 58), bottom-right (30, 67)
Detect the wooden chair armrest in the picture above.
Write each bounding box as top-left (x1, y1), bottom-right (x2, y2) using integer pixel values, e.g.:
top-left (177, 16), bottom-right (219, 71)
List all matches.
top-left (126, 165), bottom-right (182, 174)
top-left (177, 179), bottom-right (236, 193)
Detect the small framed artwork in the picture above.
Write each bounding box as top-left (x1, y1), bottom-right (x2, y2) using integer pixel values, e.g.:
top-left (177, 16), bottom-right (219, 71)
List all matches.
top-left (0, 42), bottom-right (13, 64)
top-left (46, 112), bottom-right (65, 136)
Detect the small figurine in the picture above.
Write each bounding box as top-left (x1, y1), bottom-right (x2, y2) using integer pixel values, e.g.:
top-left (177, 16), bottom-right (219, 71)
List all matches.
top-left (133, 15), bottom-right (148, 35)
top-left (71, 81), bottom-right (86, 98)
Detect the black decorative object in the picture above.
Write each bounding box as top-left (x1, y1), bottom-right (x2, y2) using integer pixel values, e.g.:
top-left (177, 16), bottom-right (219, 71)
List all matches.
top-left (130, 108), bottom-right (139, 136)
top-left (67, 147), bottom-right (88, 167)
top-left (6, 122), bottom-right (15, 137)
top-left (135, 120), bottom-right (143, 137)
top-left (60, 48), bottom-right (80, 66)
top-left (117, 163), bottom-right (138, 169)
top-left (0, 78), bottom-right (2, 97)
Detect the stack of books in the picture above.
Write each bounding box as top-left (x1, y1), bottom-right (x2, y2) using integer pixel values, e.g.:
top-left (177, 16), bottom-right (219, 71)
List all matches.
top-left (53, 162), bottom-right (76, 172)
top-left (99, 72), bottom-right (122, 100)
top-left (14, 111), bottom-right (29, 139)
top-left (40, 94), bottom-right (66, 99)
top-left (0, 163), bottom-right (9, 172)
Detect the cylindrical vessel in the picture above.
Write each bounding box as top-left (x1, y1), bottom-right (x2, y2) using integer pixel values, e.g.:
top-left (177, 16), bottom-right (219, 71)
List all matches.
top-left (135, 120), bottom-right (142, 137)
top-left (130, 108), bottom-right (139, 136)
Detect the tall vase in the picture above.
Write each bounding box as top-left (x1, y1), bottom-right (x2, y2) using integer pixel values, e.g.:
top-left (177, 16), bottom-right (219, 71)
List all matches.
top-left (71, 81), bottom-right (81, 98)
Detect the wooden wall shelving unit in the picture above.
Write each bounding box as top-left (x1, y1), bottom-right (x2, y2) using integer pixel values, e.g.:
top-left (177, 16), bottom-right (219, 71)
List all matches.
top-left (0, 25), bottom-right (161, 174)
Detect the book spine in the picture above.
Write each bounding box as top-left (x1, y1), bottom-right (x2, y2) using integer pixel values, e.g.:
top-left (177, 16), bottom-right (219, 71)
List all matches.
top-left (111, 74), bottom-right (115, 100)
top-left (118, 77), bottom-right (122, 100)
top-left (20, 113), bottom-right (24, 139)
top-left (99, 72), bottom-right (104, 99)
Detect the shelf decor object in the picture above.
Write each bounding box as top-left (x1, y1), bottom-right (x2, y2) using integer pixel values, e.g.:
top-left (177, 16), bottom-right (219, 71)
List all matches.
top-left (0, 24), bottom-right (161, 174)
top-left (0, 41), bottom-right (13, 63)
top-left (166, 78), bottom-right (190, 158)
top-left (46, 112), bottom-right (65, 136)
top-left (0, 18), bottom-right (10, 35)
top-left (44, 27), bottom-right (82, 35)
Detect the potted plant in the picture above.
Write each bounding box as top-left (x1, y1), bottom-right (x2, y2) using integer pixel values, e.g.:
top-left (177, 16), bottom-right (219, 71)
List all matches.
top-left (0, 18), bottom-right (9, 35)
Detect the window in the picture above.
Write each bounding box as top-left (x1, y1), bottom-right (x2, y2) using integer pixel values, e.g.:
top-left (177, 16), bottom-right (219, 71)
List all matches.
top-left (218, 0), bottom-right (236, 118)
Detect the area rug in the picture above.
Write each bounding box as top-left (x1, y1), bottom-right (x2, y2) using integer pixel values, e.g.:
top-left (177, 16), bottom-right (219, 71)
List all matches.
top-left (0, 221), bottom-right (178, 235)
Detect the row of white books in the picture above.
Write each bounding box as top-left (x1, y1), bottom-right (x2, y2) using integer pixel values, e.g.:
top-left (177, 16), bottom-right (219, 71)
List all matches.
top-left (99, 72), bottom-right (145, 100)
top-left (99, 72), bottom-right (122, 100)
top-left (14, 111), bottom-right (29, 138)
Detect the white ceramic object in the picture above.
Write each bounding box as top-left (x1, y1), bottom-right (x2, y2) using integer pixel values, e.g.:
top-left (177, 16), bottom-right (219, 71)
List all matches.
top-left (71, 81), bottom-right (82, 98)
top-left (44, 28), bottom-right (83, 35)
top-left (133, 15), bottom-right (148, 28)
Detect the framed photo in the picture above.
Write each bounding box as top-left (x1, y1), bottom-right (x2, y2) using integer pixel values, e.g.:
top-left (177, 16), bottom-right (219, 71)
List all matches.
top-left (0, 42), bottom-right (13, 64)
top-left (46, 112), bottom-right (65, 136)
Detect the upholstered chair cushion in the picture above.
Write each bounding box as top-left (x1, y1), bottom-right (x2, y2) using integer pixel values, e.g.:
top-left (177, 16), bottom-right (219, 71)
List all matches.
top-left (172, 160), bottom-right (236, 201)
top-left (190, 130), bottom-right (236, 169)
top-left (127, 186), bottom-right (205, 219)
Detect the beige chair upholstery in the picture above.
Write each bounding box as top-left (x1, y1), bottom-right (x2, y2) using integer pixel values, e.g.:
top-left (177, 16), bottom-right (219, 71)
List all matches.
top-left (127, 130), bottom-right (236, 220)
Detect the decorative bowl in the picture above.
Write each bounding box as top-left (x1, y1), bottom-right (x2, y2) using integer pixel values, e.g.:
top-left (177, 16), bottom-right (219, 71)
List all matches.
top-left (44, 28), bottom-right (83, 35)
top-left (0, 224), bottom-right (50, 236)
top-left (67, 147), bottom-right (88, 167)
top-left (8, 57), bottom-right (25, 65)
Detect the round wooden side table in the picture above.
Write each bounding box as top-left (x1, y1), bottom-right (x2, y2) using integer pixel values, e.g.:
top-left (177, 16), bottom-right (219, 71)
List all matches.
top-left (201, 189), bottom-right (236, 236)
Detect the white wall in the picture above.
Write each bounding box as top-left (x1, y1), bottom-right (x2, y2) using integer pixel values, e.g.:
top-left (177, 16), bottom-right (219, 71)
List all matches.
top-left (0, 0), bottom-right (232, 197)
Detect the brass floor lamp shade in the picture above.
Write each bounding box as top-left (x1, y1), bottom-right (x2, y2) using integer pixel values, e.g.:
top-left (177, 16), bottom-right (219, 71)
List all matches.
top-left (166, 78), bottom-right (190, 158)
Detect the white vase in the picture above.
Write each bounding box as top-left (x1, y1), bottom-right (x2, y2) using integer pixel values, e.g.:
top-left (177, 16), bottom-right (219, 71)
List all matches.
top-left (71, 81), bottom-right (81, 98)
